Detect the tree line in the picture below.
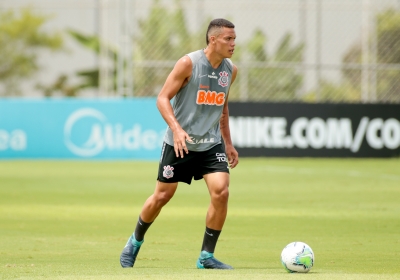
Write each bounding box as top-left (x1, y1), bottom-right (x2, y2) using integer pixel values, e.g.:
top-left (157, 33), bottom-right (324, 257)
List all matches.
top-left (1, 1), bottom-right (399, 102)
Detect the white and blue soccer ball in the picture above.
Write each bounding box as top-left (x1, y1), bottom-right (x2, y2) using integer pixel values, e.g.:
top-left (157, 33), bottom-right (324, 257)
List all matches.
top-left (281, 241), bottom-right (314, 273)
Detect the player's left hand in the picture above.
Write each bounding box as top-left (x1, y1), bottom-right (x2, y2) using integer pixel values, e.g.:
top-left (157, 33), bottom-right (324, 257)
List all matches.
top-left (225, 145), bottom-right (239, 169)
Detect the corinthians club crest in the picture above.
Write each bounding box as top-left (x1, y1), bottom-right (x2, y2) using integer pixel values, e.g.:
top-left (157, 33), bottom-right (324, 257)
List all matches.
top-left (163, 165), bottom-right (174, 179)
top-left (218, 71), bottom-right (229, 87)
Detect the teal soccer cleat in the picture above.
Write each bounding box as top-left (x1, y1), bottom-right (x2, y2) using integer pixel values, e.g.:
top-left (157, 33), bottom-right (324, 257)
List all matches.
top-left (120, 235), bottom-right (144, 268)
top-left (196, 251), bottom-right (233, 269)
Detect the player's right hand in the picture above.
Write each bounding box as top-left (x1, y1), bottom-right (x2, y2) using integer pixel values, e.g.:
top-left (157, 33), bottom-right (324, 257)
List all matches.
top-left (173, 129), bottom-right (192, 158)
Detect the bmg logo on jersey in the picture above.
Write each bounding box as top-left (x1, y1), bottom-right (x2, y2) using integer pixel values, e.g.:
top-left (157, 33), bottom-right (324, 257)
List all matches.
top-left (196, 90), bottom-right (225, 106)
top-left (216, 153), bottom-right (227, 162)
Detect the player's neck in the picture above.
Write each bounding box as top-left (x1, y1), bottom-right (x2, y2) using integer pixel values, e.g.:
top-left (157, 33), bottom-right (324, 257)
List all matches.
top-left (203, 47), bottom-right (223, 69)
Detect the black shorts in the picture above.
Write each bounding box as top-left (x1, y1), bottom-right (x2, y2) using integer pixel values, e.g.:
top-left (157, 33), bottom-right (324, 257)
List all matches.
top-left (157, 142), bottom-right (229, 185)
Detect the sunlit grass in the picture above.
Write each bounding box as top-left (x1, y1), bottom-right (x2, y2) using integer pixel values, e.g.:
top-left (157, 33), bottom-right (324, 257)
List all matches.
top-left (0, 159), bottom-right (399, 279)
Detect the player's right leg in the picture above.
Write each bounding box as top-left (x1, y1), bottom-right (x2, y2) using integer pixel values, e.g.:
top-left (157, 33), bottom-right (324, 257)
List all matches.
top-left (120, 142), bottom-right (193, 268)
top-left (140, 180), bottom-right (178, 222)
top-left (120, 181), bottom-right (178, 268)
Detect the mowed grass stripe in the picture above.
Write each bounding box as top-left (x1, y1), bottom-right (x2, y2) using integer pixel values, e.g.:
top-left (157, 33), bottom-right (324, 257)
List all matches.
top-left (0, 159), bottom-right (399, 279)
top-left (1, 204), bottom-right (400, 219)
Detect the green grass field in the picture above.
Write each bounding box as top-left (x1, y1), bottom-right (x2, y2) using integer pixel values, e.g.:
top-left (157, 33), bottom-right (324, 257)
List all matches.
top-left (1, 158), bottom-right (399, 280)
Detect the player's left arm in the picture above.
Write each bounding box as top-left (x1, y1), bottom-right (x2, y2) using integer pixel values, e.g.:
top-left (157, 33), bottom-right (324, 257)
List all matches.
top-left (220, 64), bottom-right (239, 169)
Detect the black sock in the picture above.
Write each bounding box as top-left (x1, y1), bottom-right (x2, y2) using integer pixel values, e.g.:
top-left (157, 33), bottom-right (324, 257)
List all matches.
top-left (201, 227), bottom-right (221, 253)
top-left (134, 216), bottom-right (152, 242)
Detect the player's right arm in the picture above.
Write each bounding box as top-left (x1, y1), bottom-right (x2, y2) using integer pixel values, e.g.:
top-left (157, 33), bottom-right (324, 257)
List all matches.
top-left (156, 56), bottom-right (193, 158)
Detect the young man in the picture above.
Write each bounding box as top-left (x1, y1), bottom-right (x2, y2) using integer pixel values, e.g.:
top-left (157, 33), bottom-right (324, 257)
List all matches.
top-left (120, 18), bottom-right (239, 269)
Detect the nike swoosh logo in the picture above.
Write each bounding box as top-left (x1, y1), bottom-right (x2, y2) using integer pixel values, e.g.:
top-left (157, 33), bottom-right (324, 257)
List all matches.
top-left (205, 231), bottom-right (213, 236)
top-left (198, 74), bottom-right (207, 78)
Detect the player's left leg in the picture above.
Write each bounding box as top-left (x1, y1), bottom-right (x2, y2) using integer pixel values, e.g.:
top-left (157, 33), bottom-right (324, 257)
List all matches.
top-left (197, 172), bottom-right (233, 269)
top-left (203, 172), bottom-right (229, 231)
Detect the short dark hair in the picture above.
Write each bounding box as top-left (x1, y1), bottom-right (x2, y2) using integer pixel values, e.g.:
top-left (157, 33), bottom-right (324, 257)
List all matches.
top-left (206, 18), bottom-right (235, 45)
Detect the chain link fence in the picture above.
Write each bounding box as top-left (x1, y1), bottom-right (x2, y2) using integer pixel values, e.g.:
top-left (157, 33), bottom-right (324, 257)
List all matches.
top-left (1, 0), bottom-right (400, 103)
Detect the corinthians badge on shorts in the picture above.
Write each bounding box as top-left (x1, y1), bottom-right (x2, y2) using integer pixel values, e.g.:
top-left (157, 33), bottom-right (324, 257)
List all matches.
top-left (163, 165), bottom-right (174, 179)
top-left (218, 71), bottom-right (229, 87)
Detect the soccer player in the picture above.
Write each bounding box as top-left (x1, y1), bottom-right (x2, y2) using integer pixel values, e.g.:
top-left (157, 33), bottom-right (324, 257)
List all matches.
top-left (120, 18), bottom-right (239, 269)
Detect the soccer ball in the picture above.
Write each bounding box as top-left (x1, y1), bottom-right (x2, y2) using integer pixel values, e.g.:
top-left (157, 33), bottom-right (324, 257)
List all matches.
top-left (281, 241), bottom-right (314, 273)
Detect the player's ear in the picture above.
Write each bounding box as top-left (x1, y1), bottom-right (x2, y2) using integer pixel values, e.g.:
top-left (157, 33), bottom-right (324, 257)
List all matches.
top-left (210, 35), bottom-right (216, 44)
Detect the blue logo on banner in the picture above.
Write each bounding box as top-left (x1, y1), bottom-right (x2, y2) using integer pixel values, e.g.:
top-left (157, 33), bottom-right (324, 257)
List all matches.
top-left (0, 99), bottom-right (166, 159)
top-left (64, 107), bottom-right (164, 157)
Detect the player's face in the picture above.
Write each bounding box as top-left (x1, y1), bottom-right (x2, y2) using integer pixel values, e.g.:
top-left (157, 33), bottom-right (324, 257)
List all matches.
top-left (215, 27), bottom-right (236, 58)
